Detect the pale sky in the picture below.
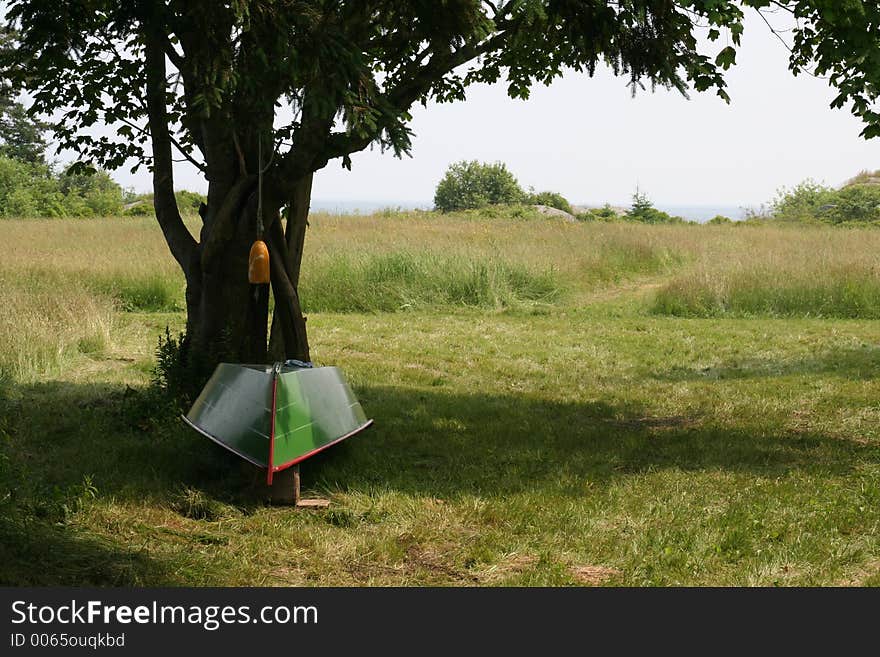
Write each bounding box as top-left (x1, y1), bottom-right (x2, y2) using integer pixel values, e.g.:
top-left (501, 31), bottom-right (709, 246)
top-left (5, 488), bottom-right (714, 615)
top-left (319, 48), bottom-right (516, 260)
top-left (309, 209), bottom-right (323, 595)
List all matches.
top-left (96, 11), bottom-right (878, 209)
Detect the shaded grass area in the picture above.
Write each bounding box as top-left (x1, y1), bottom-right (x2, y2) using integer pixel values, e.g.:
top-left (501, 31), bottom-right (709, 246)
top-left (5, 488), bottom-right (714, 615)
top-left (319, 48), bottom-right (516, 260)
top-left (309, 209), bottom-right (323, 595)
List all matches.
top-left (2, 312), bottom-right (879, 586)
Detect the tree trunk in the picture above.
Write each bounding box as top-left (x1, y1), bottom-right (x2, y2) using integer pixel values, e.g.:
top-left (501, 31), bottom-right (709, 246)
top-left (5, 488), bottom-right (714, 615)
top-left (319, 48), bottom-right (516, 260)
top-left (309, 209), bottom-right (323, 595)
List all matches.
top-left (188, 189), bottom-right (265, 369)
top-left (268, 173), bottom-right (313, 362)
top-left (179, 175), bottom-right (311, 391)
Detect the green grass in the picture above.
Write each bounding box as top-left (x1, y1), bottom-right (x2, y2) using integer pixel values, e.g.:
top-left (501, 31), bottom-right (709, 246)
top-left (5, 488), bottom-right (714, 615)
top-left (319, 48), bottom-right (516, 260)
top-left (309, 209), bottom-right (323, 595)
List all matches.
top-left (1, 213), bottom-right (879, 586)
top-left (651, 224), bottom-right (880, 319)
top-left (653, 264), bottom-right (880, 319)
top-left (301, 251), bottom-right (563, 312)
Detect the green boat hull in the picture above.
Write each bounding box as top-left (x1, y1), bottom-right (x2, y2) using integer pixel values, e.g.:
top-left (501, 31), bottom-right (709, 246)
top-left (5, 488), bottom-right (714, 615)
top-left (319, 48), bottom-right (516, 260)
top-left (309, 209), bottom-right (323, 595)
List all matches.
top-left (184, 362), bottom-right (371, 474)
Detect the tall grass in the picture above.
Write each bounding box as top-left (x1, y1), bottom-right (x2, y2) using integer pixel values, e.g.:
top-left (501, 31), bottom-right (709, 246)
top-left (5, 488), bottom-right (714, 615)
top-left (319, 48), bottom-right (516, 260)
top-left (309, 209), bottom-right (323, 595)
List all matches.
top-left (651, 224), bottom-right (880, 318)
top-left (0, 218), bottom-right (185, 312)
top-left (301, 251), bottom-right (562, 312)
top-left (303, 212), bottom-right (684, 309)
top-left (8, 213), bottom-right (880, 386)
top-left (0, 271), bottom-right (113, 382)
top-left (0, 214), bottom-right (687, 319)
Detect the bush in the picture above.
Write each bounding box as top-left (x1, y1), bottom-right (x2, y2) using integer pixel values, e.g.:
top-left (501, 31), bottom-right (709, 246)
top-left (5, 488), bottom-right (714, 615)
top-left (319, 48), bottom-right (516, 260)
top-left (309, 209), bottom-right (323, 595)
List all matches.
top-left (769, 179), bottom-right (835, 222)
top-left (767, 176), bottom-right (880, 225)
top-left (57, 168), bottom-right (124, 216)
top-left (822, 184), bottom-right (880, 224)
top-left (0, 157), bottom-right (124, 218)
top-left (577, 205), bottom-right (621, 222)
top-left (625, 190), bottom-right (685, 224)
top-left (528, 190), bottom-right (573, 214)
top-left (707, 215), bottom-right (733, 224)
top-left (122, 190), bottom-right (206, 218)
top-left (434, 160), bottom-right (525, 211)
top-left (175, 190), bottom-right (206, 216)
top-left (122, 200), bottom-right (154, 216)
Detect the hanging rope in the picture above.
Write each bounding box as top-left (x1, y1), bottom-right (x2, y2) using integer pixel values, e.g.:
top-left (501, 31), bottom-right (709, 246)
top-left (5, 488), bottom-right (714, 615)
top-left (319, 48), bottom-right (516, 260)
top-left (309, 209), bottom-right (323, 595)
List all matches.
top-left (257, 136), bottom-right (264, 239)
top-left (248, 134), bottom-right (271, 286)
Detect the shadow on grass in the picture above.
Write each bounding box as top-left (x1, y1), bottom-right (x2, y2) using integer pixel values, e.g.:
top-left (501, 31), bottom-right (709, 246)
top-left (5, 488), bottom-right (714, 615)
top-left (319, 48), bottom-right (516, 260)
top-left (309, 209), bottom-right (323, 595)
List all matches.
top-left (0, 518), bottom-right (173, 586)
top-left (1, 378), bottom-right (877, 584)
top-left (4, 378), bottom-right (877, 503)
top-left (653, 345), bottom-right (880, 382)
top-left (311, 384), bottom-right (878, 498)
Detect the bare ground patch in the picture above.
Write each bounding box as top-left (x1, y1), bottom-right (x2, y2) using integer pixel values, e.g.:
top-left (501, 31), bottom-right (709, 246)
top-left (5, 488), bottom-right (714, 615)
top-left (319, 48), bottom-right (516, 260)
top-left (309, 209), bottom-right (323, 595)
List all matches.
top-left (570, 565), bottom-right (621, 586)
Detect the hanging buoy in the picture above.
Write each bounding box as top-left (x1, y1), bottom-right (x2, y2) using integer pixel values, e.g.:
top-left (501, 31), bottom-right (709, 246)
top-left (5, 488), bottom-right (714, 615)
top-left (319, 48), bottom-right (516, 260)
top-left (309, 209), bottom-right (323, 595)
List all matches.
top-left (248, 240), bottom-right (270, 284)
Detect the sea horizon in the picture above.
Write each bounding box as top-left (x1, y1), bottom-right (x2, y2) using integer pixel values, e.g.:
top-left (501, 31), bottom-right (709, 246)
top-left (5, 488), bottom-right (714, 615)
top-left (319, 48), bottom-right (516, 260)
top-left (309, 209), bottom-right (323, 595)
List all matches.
top-left (309, 199), bottom-right (752, 222)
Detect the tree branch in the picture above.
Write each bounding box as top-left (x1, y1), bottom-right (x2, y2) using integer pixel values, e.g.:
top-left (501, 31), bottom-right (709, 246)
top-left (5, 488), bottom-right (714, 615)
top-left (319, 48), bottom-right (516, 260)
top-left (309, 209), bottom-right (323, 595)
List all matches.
top-left (318, 31), bottom-right (511, 165)
top-left (118, 115), bottom-right (206, 172)
top-left (199, 175), bottom-right (256, 267)
top-left (267, 218), bottom-right (310, 361)
top-left (141, 8), bottom-right (198, 276)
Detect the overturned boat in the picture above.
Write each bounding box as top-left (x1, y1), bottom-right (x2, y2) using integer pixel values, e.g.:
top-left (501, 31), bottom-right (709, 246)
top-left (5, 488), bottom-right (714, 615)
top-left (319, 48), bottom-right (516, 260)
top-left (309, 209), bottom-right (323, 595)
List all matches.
top-left (183, 360), bottom-right (372, 484)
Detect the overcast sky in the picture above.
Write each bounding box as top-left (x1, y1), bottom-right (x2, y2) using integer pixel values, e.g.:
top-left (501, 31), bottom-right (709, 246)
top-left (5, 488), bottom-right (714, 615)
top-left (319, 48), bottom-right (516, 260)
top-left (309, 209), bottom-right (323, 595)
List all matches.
top-left (99, 10), bottom-right (877, 209)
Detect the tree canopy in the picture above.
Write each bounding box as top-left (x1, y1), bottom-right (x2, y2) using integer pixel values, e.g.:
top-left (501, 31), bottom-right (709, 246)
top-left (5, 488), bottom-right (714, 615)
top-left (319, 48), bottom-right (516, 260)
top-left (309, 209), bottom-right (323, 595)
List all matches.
top-left (3, 1), bottom-right (880, 375)
top-left (5, 2), bottom-right (880, 179)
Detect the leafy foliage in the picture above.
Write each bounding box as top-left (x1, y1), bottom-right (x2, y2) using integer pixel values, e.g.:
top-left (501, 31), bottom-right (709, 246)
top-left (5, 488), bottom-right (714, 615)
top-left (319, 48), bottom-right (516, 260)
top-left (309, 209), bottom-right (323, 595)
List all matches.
top-left (122, 190), bottom-right (206, 217)
top-left (0, 156), bottom-right (123, 217)
top-left (0, 27), bottom-right (48, 164)
top-left (578, 205), bottom-right (623, 222)
top-left (769, 175), bottom-right (880, 224)
top-left (625, 189), bottom-right (685, 224)
top-left (7, 1), bottom-right (878, 187)
top-left (527, 190), bottom-right (573, 215)
top-left (769, 179), bottom-right (835, 221)
top-left (434, 160), bottom-right (525, 211)
top-left (0, 93), bottom-right (47, 164)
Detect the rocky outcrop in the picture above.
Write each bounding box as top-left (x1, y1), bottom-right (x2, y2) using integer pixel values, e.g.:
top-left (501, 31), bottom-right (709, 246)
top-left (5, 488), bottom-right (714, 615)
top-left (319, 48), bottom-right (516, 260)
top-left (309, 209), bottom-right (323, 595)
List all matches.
top-left (533, 204), bottom-right (577, 222)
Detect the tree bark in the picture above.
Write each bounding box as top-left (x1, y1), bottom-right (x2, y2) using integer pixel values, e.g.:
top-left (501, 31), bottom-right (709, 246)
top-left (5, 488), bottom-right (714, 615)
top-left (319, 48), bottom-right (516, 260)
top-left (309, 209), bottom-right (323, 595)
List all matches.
top-left (176, 171), bottom-right (311, 389)
top-left (267, 214), bottom-right (311, 362)
top-left (268, 173), bottom-right (313, 361)
top-left (177, 184), bottom-right (273, 378)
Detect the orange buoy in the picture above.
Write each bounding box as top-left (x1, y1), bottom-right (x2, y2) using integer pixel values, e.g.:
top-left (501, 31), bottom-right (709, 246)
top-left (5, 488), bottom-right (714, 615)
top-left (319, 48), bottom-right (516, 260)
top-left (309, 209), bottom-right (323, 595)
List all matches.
top-left (248, 240), bottom-right (270, 284)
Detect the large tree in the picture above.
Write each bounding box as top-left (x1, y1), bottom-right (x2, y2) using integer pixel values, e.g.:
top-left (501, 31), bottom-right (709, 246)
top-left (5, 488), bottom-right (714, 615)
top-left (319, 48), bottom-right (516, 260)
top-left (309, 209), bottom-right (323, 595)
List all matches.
top-left (0, 28), bottom-right (47, 164)
top-left (4, 1), bottom-right (880, 378)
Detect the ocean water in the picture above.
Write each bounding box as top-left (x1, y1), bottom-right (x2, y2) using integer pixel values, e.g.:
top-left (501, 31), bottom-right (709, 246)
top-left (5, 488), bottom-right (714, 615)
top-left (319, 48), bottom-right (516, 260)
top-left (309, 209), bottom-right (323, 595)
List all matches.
top-left (309, 199), bottom-right (750, 223)
top-left (310, 199), bottom-right (430, 214)
top-left (654, 205), bottom-right (748, 222)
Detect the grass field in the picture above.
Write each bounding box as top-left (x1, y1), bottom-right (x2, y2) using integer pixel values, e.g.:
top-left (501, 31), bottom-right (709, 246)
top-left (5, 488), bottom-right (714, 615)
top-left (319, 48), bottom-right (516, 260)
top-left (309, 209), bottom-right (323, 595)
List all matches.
top-left (1, 212), bottom-right (879, 586)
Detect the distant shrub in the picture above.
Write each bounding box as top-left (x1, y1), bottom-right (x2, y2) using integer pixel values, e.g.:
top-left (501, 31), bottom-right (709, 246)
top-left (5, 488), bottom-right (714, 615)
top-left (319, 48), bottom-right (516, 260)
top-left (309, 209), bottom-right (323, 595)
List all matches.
top-left (434, 160), bottom-right (526, 212)
top-left (767, 176), bottom-right (880, 225)
top-left (707, 215), bottom-right (733, 224)
top-left (769, 179), bottom-right (835, 222)
top-left (578, 205), bottom-right (621, 222)
top-left (175, 190), bottom-right (206, 215)
top-left (0, 157), bottom-right (63, 217)
top-left (122, 190), bottom-right (205, 217)
top-left (470, 203), bottom-right (543, 220)
top-left (528, 190), bottom-right (573, 214)
top-left (822, 185), bottom-right (880, 224)
top-left (625, 189), bottom-right (685, 224)
top-left (122, 200), bottom-right (154, 216)
top-left (0, 157), bottom-right (124, 217)
top-left (57, 168), bottom-right (124, 216)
